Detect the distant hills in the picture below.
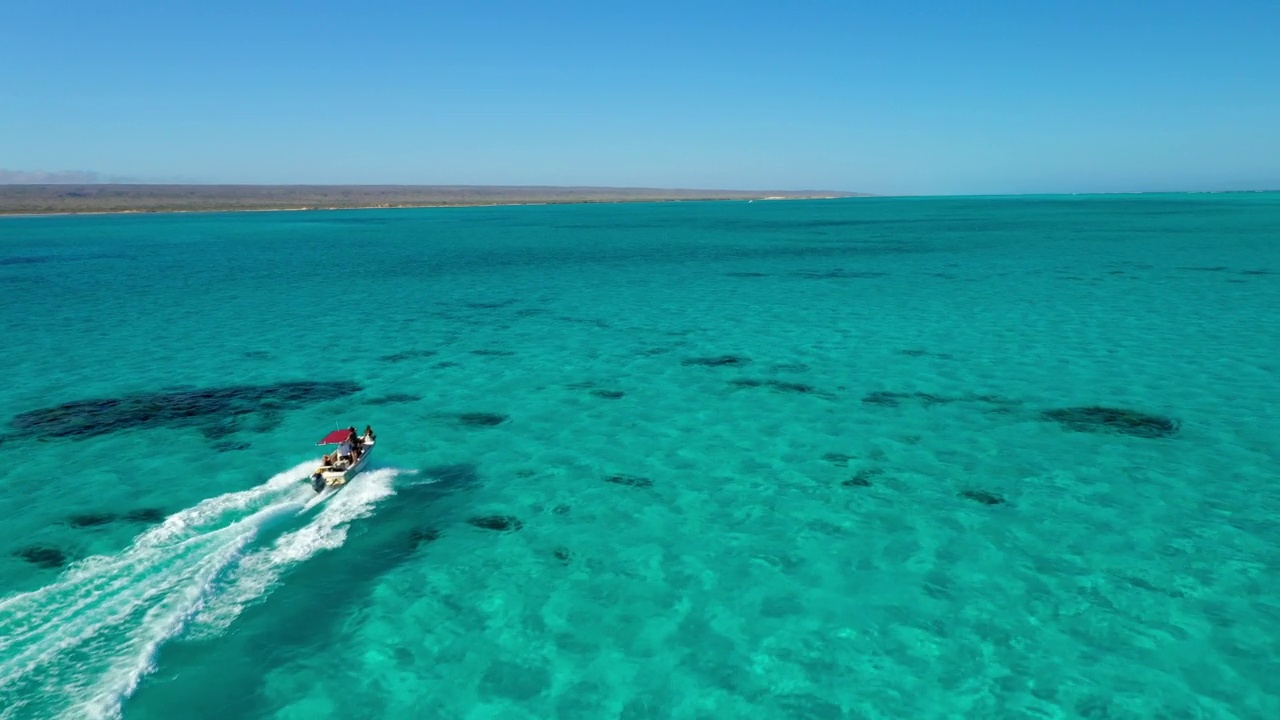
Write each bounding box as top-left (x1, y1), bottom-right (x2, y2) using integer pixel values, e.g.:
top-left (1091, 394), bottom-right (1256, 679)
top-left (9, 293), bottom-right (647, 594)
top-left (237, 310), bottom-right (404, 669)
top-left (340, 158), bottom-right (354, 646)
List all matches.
top-left (0, 184), bottom-right (869, 215)
top-left (0, 170), bottom-right (124, 184)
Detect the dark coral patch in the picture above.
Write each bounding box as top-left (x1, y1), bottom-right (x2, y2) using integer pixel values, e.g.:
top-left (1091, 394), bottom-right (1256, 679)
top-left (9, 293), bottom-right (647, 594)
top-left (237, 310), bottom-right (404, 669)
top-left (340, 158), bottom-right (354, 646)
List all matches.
top-left (468, 515), bottom-right (523, 532)
top-left (682, 355), bottom-right (750, 367)
top-left (589, 389), bottom-right (625, 399)
top-left (605, 474), bottom-right (653, 488)
top-left (465, 299), bottom-right (518, 309)
top-left (515, 469), bottom-right (536, 478)
top-left (898, 349), bottom-right (956, 360)
top-left (794, 269), bottom-right (888, 280)
top-left (559, 316), bottom-right (612, 329)
top-left (252, 411), bottom-right (284, 434)
top-left (1178, 266), bottom-right (1229, 272)
top-left (1241, 269), bottom-right (1273, 275)
top-left (821, 452), bottom-right (856, 466)
top-left (913, 393), bottom-right (948, 406)
top-left (843, 468), bottom-right (883, 487)
top-left (771, 362), bottom-right (810, 373)
top-left (210, 440), bottom-right (251, 452)
top-left (0, 255), bottom-right (56, 265)
top-left (12, 381), bottom-right (361, 440)
top-left (965, 393), bottom-right (1020, 406)
top-left (366, 393), bottom-right (422, 406)
top-left (409, 528), bottom-right (440, 546)
top-left (15, 546), bottom-right (67, 568)
top-left (771, 381), bottom-right (817, 394)
top-left (554, 547), bottom-right (571, 562)
top-left (1041, 407), bottom-right (1179, 438)
top-left (199, 419), bottom-right (241, 440)
top-left (552, 504), bottom-right (571, 515)
top-left (64, 508), bottom-right (166, 527)
top-left (124, 508), bottom-right (166, 523)
top-left (432, 361), bottom-right (460, 369)
top-left (67, 513), bottom-right (116, 528)
top-left (637, 347), bottom-right (672, 356)
top-left (862, 391), bottom-right (911, 407)
top-left (243, 351), bottom-right (273, 360)
top-left (725, 271), bottom-right (769, 278)
top-left (729, 378), bottom-right (816, 394)
top-left (470, 349), bottom-right (517, 357)
top-left (960, 490), bottom-right (1006, 506)
top-left (456, 412), bottom-right (509, 427)
top-left (861, 391), bottom-right (954, 407)
top-left (380, 349), bottom-right (438, 363)
top-left (864, 390), bottom-right (1021, 412)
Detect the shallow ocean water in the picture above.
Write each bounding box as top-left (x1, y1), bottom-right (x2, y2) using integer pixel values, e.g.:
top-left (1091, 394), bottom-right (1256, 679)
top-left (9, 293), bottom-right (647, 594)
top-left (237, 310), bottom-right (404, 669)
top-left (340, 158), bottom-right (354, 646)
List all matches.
top-left (1, 195), bottom-right (1278, 719)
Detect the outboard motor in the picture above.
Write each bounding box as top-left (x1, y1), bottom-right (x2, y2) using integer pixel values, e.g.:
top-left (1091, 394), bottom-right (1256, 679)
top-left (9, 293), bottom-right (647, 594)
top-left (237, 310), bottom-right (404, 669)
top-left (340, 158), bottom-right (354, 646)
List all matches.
top-left (311, 473), bottom-right (326, 493)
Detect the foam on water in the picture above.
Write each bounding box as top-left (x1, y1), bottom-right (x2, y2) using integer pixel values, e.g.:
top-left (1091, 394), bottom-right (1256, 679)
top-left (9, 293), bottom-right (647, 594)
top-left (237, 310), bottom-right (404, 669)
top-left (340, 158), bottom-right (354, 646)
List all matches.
top-left (190, 466), bottom-right (402, 636)
top-left (0, 461), bottom-right (388, 720)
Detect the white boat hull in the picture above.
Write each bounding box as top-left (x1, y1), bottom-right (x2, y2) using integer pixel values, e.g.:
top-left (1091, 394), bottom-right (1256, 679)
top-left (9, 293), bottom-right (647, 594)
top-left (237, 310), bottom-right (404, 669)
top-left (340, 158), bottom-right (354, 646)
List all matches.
top-left (309, 439), bottom-right (374, 491)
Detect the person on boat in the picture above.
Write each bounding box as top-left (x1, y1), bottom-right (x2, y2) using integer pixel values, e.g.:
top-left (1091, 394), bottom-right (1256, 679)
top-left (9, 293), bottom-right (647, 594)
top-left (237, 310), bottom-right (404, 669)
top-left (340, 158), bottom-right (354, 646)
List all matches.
top-left (311, 454), bottom-right (332, 486)
top-left (347, 427), bottom-right (360, 456)
top-left (362, 425), bottom-right (375, 444)
top-left (338, 436), bottom-right (354, 463)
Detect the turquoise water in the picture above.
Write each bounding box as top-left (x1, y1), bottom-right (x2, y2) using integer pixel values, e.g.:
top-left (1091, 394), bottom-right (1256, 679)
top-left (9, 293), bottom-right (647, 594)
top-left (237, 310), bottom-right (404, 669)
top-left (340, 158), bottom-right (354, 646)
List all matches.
top-left (1, 195), bottom-right (1278, 719)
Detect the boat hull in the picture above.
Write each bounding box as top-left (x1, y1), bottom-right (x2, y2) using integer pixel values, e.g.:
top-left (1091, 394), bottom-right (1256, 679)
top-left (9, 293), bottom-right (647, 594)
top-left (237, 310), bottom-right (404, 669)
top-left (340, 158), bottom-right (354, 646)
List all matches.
top-left (309, 440), bottom-right (374, 492)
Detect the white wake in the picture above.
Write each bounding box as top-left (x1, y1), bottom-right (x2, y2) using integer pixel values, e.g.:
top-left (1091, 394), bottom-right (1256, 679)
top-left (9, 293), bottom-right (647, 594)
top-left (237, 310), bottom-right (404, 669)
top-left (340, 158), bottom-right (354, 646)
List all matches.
top-left (0, 461), bottom-right (401, 720)
top-left (188, 466), bottom-right (399, 636)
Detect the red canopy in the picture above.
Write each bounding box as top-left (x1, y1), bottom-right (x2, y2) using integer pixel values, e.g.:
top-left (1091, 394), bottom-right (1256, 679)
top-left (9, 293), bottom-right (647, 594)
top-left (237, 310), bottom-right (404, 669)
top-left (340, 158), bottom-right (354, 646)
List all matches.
top-left (317, 429), bottom-right (354, 445)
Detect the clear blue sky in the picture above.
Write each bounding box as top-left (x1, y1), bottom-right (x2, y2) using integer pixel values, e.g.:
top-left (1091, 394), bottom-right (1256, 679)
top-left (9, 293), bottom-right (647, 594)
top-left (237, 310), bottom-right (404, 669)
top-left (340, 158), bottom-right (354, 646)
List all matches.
top-left (2, 0), bottom-right (1277, 195)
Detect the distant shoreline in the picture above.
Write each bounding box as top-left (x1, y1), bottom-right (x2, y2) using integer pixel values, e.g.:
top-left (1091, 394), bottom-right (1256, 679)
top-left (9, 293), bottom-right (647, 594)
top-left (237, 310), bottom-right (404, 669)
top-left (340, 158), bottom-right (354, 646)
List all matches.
top-left (0, 184), bottom-right (868, 217)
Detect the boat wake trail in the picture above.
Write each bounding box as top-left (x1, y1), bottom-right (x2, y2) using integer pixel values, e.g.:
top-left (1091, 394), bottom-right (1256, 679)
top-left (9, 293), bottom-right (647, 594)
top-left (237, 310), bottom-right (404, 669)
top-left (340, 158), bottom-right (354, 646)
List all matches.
top-left (190, 467), bottom-right (399, 636)
top-left (0, 462), bottom-right (402, 720)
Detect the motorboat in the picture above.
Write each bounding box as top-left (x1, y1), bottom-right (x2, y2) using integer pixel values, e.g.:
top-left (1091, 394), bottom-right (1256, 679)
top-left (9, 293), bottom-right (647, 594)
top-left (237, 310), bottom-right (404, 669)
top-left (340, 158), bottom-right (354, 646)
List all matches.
top-left (308, 427), bottom-right (375, 492)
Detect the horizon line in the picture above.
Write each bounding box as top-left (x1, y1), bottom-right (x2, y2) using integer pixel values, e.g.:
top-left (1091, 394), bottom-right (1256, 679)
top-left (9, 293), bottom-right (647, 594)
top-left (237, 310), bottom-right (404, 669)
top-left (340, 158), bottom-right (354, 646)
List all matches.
top-left (2, 180), bottom-right (1279, 196)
